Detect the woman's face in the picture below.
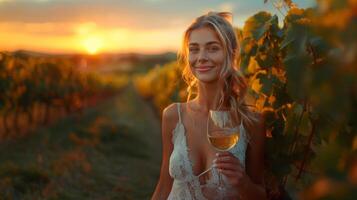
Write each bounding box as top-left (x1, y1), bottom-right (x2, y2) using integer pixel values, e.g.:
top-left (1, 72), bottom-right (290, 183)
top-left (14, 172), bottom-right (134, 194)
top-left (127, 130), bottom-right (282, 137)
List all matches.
top-left (188, 26), bottom-right (225, 83)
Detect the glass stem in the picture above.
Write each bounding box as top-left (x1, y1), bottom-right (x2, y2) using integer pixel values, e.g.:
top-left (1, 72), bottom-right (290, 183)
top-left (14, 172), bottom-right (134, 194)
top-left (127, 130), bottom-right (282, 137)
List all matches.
top-left (218, 170), bottom-right (223, 188)
top-left (218, 169), bottom-right (225, 200)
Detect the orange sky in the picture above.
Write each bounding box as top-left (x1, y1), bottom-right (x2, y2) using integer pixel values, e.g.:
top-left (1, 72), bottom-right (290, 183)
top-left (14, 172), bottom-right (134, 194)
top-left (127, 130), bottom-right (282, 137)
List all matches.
top-left (0, 0), bottom-right (314, 54)
top-left (0, 21), bottom-right (183, 54)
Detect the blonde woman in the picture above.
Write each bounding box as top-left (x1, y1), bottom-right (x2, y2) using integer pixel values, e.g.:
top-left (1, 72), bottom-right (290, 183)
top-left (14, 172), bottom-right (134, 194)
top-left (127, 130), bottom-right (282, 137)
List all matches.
top-left (152, 12), bottom-right (267, 200)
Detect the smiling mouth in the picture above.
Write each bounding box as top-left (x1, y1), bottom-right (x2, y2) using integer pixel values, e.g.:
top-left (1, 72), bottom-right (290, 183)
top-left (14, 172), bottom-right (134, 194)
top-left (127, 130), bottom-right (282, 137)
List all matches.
top-left (195, 66), bottom-right (214, 72)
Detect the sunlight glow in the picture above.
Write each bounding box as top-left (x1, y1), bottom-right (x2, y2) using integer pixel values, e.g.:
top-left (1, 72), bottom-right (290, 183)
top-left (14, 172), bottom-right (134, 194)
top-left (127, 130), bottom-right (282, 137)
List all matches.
top-left (82, 35), bottom-right (102, 55)
top-left (0, 21), bottom-right (181, 54)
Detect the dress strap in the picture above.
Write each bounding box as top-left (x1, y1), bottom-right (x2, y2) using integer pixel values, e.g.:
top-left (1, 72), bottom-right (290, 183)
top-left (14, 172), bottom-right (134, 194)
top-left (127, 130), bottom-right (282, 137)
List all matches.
top-left (177, 103), bottom-right (182, 123)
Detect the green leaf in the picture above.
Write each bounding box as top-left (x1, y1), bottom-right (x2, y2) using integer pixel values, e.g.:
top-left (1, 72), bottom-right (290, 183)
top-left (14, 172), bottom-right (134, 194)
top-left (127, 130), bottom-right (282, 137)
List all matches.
top-left (269, 14), bottom-right (279, 26)
top-left (281, 24), bottom-right (308, 52)
top-left (239, 38), bottom-right (258, 74)
top-left (309, 36), bottom-right (331, 58)
top-left (284, 102), bottom-right (303, 136)
top-left (240, 37), bottom-right (258, 55)
top-left (240, 56), bottom-right (250, 74)
top-left (299, 112), bottom-right (312, 136)
top-left (257, 73), bottom-right (273, 95)
top-left (269, 15), bottom-right (283, 38)
top-left (284, 54), bottom-right (311, 101)
top-left (280, 34), bottom-right (295, 50)
top-left (243, 11), bottom-right (272, 41)
top-left (255, 52), bottom-right (275, 69)
top-left (272, 84), bottom-right (292, 109)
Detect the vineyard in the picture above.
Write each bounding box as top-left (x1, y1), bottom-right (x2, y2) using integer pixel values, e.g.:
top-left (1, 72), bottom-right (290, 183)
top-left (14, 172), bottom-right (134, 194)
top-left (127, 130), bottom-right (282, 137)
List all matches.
top-left (0, 51), bottom-right (129, 139)
top-left (133, 0), bottom-right (357, 199)
top-left (133, 61), bottom-right (186, 112)
top-left (0, 0), bottom-right (355, 199)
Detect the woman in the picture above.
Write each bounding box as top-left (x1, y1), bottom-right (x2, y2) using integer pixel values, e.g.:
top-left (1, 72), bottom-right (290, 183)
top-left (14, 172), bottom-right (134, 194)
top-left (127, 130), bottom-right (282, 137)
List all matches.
top-left (151, 12), bottom-right (267, 200)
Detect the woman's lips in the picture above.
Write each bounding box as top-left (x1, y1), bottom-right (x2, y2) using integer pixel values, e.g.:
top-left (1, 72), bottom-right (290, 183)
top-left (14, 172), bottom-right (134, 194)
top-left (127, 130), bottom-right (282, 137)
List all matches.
top-left (195, 66), bottom-right (213, 72)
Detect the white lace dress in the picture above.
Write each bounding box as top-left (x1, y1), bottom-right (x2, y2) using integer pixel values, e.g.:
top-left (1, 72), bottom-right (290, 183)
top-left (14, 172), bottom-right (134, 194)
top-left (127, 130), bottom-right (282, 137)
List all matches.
top-left (167, 103), bottom-right (249, 200)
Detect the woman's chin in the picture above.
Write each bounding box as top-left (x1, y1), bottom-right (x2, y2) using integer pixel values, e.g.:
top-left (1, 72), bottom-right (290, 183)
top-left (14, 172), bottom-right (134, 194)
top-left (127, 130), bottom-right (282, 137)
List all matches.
top-left (196, 76), bottom-right (219, 83)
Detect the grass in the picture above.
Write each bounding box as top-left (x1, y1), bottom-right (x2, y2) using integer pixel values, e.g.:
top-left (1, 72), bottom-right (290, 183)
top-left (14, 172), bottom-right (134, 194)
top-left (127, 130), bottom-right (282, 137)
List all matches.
top-left (0, 83), bottom-right (162, 200)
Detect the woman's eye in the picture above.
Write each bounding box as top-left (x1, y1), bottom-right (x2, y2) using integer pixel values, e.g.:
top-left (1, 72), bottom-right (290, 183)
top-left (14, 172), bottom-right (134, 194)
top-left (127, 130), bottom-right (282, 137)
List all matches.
top-left (208, 46), bottom-right (220, 52)
top-left (189, 48), bottom-right (199, 53)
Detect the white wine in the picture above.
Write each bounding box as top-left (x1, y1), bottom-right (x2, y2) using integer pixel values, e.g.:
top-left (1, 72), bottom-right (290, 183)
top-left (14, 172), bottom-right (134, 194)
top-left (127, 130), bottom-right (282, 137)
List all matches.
top-left (208, 131), bottom-right (239, 151)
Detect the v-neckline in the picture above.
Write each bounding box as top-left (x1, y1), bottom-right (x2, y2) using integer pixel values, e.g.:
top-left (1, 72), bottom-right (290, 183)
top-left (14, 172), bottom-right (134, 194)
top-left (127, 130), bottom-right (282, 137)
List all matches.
top-left (176, 119), bottom-right (243, 178)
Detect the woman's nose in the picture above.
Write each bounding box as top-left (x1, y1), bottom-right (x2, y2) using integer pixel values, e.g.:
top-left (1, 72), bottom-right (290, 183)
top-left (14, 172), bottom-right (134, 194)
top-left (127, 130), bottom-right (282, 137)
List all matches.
top-left (197, 49), bottom-right (208, 62)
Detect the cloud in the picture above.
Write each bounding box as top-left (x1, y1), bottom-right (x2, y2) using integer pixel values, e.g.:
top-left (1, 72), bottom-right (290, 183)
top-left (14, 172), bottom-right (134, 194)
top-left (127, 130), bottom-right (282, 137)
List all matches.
top-left (0, 0), bottom-right (190, 30)
top-left (0, 22), bottom-right (74, 36)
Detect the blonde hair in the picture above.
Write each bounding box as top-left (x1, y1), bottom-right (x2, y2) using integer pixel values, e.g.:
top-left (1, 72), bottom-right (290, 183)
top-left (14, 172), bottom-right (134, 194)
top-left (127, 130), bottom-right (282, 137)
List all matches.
top-left (178, 11), bottom-right (259, 127)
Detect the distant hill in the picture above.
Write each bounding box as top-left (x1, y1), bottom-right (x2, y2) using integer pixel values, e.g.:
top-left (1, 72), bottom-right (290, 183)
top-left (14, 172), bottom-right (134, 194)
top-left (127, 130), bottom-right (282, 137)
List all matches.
top-left (1, 50), bottom-right (177, 74)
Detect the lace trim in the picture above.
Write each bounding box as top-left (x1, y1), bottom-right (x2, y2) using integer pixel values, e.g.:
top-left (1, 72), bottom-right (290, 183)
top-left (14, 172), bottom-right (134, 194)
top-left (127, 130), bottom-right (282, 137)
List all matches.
top-left (169, 103), bottom-right (249, 199)
top-left (176, 103), bottom-right (207, 199)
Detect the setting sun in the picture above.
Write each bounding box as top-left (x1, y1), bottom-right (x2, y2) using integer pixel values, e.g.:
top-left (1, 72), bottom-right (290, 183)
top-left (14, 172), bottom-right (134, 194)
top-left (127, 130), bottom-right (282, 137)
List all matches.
top-left (82, 36), bottom-right (102, 55)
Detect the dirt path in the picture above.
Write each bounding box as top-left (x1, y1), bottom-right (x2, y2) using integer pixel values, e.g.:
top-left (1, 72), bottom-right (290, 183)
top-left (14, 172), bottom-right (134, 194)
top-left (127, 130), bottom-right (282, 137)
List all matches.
top-left (0, 82), bottom-right (162, 199)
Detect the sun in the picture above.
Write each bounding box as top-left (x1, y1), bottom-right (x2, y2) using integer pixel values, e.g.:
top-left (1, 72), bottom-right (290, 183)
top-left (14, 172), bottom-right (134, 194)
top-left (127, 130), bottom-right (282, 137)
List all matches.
top-left (82, 36), bottom-right (102, 55)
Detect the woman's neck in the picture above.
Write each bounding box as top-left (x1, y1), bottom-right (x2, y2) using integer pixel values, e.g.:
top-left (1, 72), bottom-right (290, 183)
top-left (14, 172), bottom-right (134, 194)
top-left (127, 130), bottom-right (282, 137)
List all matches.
top-left (192, 80), bottom-right (225, 113)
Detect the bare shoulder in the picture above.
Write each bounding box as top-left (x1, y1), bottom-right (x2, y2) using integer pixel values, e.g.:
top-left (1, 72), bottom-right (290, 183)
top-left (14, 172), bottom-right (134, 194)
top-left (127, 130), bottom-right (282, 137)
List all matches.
top-left (162, 103), bottom-right (179, 122)
top-left (162, 103), bottom-right (180, 133)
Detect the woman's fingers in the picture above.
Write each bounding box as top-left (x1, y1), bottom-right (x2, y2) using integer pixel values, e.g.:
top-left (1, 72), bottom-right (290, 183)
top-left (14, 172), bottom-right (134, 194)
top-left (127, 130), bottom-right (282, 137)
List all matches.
top-left (213, 152), bottom-right (244, 178)
top-left (218, 168), bottom-right (243, 177)
top-left (215, 155), bottom-right (240, 164)
top-left (213, 153), bottom-right (249, 188)
top-left (214, 162), bottom-right (242, 172)
top-left (214, 153), bottom-right (242, 168)
top-left (215, 152), bottom-right (232, 157)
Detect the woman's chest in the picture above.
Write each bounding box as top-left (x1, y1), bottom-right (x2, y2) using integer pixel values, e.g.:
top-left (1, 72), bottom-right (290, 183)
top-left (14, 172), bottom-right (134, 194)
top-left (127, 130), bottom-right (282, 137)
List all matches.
top-left (183, 119), bottom-right (217, 176)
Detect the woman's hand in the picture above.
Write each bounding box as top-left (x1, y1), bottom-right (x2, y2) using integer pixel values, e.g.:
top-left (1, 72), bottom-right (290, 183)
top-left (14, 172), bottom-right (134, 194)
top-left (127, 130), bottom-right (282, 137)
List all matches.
top-left (213, 152), bottom-right (251, 191)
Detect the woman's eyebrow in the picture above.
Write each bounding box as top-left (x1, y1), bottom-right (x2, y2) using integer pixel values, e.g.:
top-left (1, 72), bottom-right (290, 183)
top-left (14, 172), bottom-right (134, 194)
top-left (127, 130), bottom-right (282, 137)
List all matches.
top-left (189, 43), bottom-right (199, 46)
top-left (189, 41), bottom-right (221, 46)
top-left (206, 41), bottom-right (221, 45)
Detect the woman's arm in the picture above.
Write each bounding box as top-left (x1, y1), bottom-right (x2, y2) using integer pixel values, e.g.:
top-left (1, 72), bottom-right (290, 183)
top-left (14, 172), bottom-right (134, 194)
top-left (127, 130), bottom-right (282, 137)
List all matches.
top-left (151, 104), bottom-right (178, 200)
top-left (213, 113), bottom-right (267, 200)
top-left (239, 113), bottom-right (267, 200)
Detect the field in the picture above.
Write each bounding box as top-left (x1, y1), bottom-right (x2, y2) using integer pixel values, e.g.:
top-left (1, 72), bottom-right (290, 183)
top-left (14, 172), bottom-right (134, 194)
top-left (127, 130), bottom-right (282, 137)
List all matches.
top-left (0, 83), bottom-right (162, 199)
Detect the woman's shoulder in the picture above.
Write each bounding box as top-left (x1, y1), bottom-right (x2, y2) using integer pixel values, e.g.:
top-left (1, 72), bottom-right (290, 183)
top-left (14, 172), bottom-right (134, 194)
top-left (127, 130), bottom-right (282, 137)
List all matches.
top-left (163, 102), bottom-right (179, 118)
top-left (161, 102), bottom-right (189, 139)
top-left (162, 101), bottom-right (189, 118)
top-left (162, 102), bottom-right (182, 129)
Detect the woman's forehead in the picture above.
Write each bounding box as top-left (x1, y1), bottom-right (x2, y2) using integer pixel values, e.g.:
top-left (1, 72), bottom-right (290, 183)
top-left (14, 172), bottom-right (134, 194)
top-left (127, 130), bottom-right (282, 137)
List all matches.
top-left (188, 26), bottom-right (222, 45)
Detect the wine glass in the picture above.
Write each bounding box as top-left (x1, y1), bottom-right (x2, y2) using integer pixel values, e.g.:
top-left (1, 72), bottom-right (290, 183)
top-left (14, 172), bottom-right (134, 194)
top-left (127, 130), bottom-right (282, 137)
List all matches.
top-left (203, 108), bottom-right (240, 199)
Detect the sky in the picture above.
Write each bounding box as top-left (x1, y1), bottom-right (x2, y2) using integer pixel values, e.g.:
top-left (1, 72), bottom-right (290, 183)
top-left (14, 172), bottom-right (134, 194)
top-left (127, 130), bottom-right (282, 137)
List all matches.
top-left (0, 0), bottom-right (315, 54)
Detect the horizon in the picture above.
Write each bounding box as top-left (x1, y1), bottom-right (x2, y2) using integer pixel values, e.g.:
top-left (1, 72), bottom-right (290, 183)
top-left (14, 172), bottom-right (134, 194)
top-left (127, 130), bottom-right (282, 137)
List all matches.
top-left (0, 0), bottom-right (315, 55)
top-left (3, 49), bottom-right (177, 56)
